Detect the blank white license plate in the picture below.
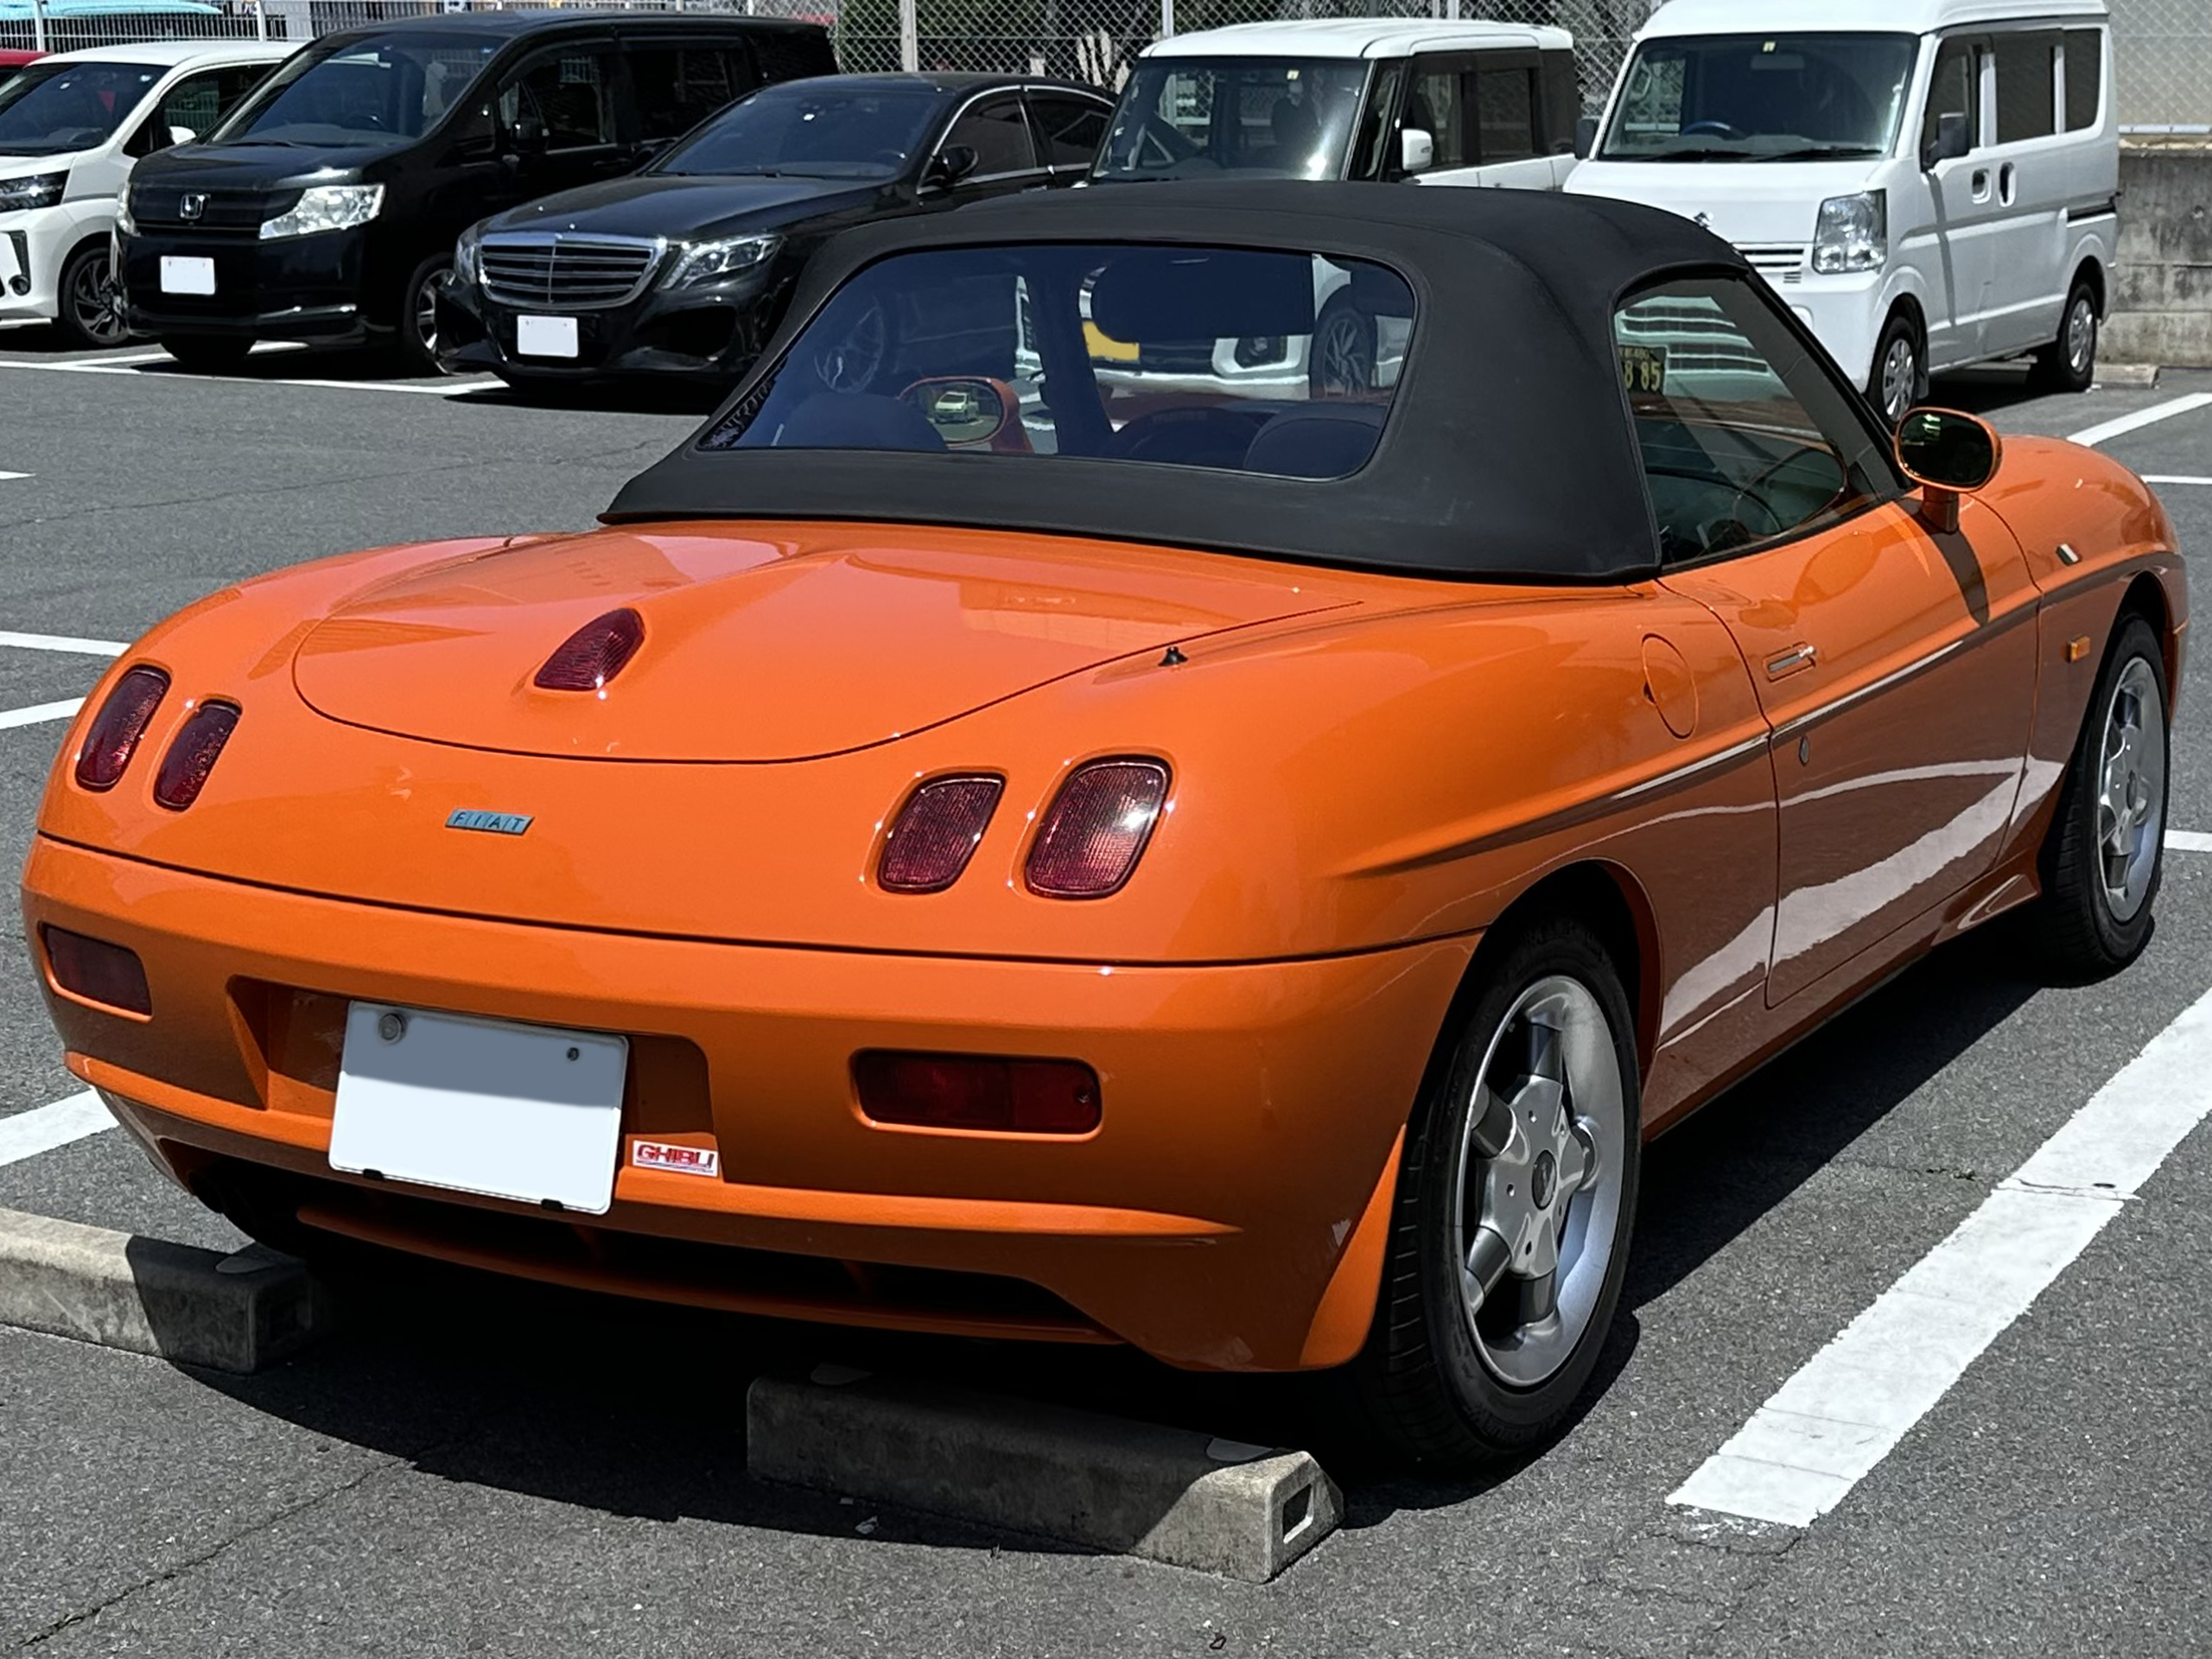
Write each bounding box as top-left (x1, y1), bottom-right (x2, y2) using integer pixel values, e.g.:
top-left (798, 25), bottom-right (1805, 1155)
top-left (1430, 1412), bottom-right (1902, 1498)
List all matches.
top-left (516, 314), bottom-right (579, 358)
top-left (328, 1003), bottom-right (628, 1214)
top-left (159, 255), bottom-right (216, 296)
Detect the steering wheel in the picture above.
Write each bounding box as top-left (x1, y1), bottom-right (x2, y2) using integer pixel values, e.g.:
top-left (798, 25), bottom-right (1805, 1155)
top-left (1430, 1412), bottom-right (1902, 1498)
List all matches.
top-left (1680, 119), bottom-right (1742, 139)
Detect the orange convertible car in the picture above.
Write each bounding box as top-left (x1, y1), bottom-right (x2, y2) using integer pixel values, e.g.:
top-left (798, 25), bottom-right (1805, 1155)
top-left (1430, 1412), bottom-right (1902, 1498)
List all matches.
top-left (24, 186), bottom-right (2183, 1468)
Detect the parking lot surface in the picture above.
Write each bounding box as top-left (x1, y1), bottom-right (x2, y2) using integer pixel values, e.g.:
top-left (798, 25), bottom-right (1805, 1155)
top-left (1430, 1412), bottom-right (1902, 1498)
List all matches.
top-left (3, 327), bottom-right (2209, 1656)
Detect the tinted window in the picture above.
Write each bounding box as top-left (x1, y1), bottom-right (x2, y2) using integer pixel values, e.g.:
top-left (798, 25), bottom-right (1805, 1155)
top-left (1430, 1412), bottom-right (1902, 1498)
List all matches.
top-left (221, 35), bottom-right (497, 146)
top-left (2063, 29), bottom-right (2101, 130)
top-left (704, 243), bottom-right (1414, 481)
top-left (940, 93), bottom-right (1033, 176)
top-left (659, 80), bottom-right (942, 179)
top-left (1599, 32), bottom-right (1916, 160)
top-left (1476, 67), bottom-right (1537, 162)
top-left (1993, 32), bottom-right (2056, 143)
top-left (1406, 61), bottom-right (1466, 169)
top-left (501, 49), bottom-right (615, 151)
top-left (1348, 60), bottom-right (1403, 181)
top-left (1923, 35), bottom-right (1980, 154)
top-left (0, 61), bottom-right (161, 154)
top-left (132, 63), bottom-right (266, 155)
top-left (1029, 92), bottom-right (1107, 168)
top-left (1614, 276), bottom-right (1889, 563)
top-left (1097, 59), bottom-right (1367, 181)
top-left (627, 46), bottom-right (757, 143)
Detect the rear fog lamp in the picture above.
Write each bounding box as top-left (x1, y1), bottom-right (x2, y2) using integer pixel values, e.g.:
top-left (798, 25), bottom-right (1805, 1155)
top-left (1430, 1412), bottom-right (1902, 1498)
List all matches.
top-left (878, 774), bottom-right (1003, 893)
top-left (75, 665), bottom-right (169, 791)
top-left (153, 702), bottom-right (240, 810)
top-left (1025, 759), bottom-right (1171, 898)
top-left (536, 607), bottom-right (645, 692)
top-left (42, 925), bottom-right (152, 1016)
top-left (855, 1052), bottom-right (1100, 1135)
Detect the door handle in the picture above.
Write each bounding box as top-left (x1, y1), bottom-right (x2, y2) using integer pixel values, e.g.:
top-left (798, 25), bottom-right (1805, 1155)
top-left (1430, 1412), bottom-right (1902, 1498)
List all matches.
top-left (1999, 162), bottom-right (2017, 205)
top-left (1971, 168), bottom-right (1991, 201)
top-left (1766, 643), bottom-right (1818, 679)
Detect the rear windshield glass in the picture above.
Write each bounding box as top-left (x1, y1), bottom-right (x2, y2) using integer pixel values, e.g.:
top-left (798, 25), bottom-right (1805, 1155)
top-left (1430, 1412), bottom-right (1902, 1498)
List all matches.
top-left (217, 33), bottom-right (499, 147)
top-left (1097, 58), bottom-right (1368, 181)
top-left (657, 80), bottom-right (943, 180)
top-left (1599, 33), bottom-right (1916, 162)
top-left (0, 61), bottom-right (162, 155)
top-left (702, 242), bottom-right (1414, 480)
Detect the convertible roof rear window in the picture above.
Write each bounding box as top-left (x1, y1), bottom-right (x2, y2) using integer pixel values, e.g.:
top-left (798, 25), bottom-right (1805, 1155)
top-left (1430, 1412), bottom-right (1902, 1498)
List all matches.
top-left (701, 243), bottom-right (1415, 480)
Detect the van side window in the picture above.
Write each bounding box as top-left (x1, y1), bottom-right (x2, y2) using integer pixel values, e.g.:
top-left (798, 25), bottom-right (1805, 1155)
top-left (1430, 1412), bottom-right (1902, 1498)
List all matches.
top-left (628, 46), bottom-right (757, 143)
top-left (499, 50), bottom-right (615, 152)
top-left (1613, 276), bottom-right (1891, 565)
top-left (1993, 32), bottom-right (2057, 143)
top-left (2063, 30), bottom-right (2101, 130)
top-left (1921, 36), bottom-right (1979, 156)
top-left (1476, 67), bottom-right (1538, 163)
top-left (1406, 60), bottom-right (1466, 168)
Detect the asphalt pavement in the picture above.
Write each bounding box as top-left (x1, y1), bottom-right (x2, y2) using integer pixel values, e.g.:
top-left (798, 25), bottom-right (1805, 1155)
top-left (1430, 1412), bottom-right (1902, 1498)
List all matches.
top-left (1, 325), bottom-right (2208, 1657)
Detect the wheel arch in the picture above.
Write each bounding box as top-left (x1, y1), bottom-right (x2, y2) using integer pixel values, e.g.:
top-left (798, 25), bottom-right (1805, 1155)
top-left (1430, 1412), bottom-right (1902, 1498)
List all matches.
top-left (2071, 255), bottom-right (2107, 318)
top-left (2118, 569), bottom-right (2179, 700)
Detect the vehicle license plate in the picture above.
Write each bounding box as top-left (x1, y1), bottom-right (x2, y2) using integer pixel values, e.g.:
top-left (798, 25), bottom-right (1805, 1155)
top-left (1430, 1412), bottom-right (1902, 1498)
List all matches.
top-left (328, 1003), bottom-right (628, 1214)
top-left (159, 256), bottom-right (216, 296)
top-left (1617, 342), bottom-right (1667, 396)
top-left (516, 314), bottom-right (579, 358)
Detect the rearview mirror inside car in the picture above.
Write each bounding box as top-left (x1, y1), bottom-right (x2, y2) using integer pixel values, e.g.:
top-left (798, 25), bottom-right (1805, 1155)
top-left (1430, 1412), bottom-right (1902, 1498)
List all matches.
top-left (1895, 406), bottom-right (2000, 532)
top-left (1399, 128), bottom-right (1433, 175)
top-left (1922, 111), bottom-right (1970, 170)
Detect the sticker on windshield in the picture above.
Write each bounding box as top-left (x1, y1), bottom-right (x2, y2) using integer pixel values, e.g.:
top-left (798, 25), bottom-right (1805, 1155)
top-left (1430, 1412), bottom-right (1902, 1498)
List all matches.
top-left (1618, 343), bottom-right (1667, 396)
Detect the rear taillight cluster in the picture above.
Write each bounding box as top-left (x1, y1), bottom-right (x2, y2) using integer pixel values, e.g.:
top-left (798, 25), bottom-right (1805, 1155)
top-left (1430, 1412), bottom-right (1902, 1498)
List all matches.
top-left (875, 757), bottom-right (1171, 900)
top-left (73, 665), bottom-right (238, 810)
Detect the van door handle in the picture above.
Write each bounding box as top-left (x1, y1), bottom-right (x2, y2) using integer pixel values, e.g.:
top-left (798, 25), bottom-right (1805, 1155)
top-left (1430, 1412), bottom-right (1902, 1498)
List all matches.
top-left (1999, 161), bottom-right (2017, 204)
top-left (1971, 168), bottom-right (1992, 200)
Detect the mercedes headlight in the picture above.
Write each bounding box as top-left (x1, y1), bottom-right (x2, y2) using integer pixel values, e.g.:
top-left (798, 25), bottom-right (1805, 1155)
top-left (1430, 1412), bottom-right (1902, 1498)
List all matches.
top-left (0, 172), bottom-right (68, 213)
top-left (453, 222), bottom-right (482, 286)
top-left (258, 183), bottom-right (385, 241)
top-left (664, 232), bottom-right (779, 290)
top-left (1812, 190), bottom-right (1886, 275)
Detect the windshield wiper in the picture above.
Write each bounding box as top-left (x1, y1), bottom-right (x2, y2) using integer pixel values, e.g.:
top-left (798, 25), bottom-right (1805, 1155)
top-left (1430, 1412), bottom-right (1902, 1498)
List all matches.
top-left (1753, 145), bottom-right (1882, 162)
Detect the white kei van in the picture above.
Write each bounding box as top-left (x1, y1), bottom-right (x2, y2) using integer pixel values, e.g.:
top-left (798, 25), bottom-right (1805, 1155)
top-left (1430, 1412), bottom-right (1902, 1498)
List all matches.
top-left (0, 41), bottom-right (287, 347)
top-left (1567, 0), bottom-right (2120, 423)
top-left (1093, 19), bottom-right (1581, 189)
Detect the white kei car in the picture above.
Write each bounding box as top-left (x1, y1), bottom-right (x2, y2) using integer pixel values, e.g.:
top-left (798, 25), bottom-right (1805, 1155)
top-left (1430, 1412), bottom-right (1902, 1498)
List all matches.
top-left (0, 41), bottom-right (287, 347)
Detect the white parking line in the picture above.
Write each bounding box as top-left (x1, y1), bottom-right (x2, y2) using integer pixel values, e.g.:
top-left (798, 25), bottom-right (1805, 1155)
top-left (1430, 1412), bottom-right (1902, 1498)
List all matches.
top-left (0, 631), bottom-right (125, 657)
top-left (2068, 392), bottom-right (2212, 448)
top-left (0, 699), bottom-right (84, 730)
top-left (2165, 830), bottom-right (2212, 853)
top-left (0, 357), bottom-right (496, 397)
top-left (0, 1090), bottom-right (112, 1168)
top-left (0, 472), bottom-right (26, 481)
top-left (2144, 475), bottom-right (2212, 486)
top-left (1670, 981), bottom-right (2212, 1528)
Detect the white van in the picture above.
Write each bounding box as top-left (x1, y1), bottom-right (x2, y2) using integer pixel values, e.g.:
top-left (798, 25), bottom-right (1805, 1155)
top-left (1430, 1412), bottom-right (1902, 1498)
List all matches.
top-left (1093, 19), bottom-right (1580, 189)
top-left (0, 41), bottom-right (287, 347)
top-left (1567, 0), bottom-right (2119, 423)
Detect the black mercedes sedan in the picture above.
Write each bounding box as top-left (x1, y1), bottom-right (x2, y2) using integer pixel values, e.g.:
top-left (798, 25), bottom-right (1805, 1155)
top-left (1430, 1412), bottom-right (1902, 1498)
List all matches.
top-left (436, 73), bottom-right (1111, 390)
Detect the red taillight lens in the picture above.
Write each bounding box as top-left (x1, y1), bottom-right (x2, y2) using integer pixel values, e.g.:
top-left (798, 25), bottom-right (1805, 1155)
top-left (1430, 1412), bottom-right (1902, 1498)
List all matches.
top-left (74, 665), bottom-right (168, 791)
top-left (535, 607), bottom-right (645, 692)
top-left (152, 702), bottom-right (239, 810)
top-left (1025, 759), bottom-right (1171, 899)
top-left (878, 774), bottom-right (1003, 893)
top-left (42, 925), bottom-right (151, 1015)
top-left (854, 1052), bottom-right (1101, 1135)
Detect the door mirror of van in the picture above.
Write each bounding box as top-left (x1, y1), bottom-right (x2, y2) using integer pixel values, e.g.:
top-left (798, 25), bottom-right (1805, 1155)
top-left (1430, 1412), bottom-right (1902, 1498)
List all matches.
top-left (1895, 406), bottom-right (2000, 531)
top-left (1399, 128), bottom-right (1433, 175)
top-left (1922, 111), bottom-right (1970, 170)
top-left (1574, 115), bottom-right (1598, 160)
top-left (168, 124), bottom-right (197, 148)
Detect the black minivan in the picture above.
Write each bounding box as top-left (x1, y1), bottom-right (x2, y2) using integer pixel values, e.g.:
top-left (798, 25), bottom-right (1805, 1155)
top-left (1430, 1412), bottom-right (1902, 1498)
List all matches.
top-left (116, 11), bottom-right (835, 372)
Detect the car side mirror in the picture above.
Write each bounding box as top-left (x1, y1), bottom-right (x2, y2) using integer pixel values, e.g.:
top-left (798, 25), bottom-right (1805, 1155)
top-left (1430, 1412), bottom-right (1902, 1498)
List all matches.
top-left (1399, 127), bottom-right (1433, 175)
top-left (1895, 406), bottom-right (1999, 532)
top-left (1574, 115), bottom-right (1598, 160)
top-left (1922, 111), bottom-right (1970, 170)
top-left (925, 143), bottom-right (978, 191)
top-left (903, 376), bottom-right (1011, 447)
top-left (168, 124), bottom-right (197, 147)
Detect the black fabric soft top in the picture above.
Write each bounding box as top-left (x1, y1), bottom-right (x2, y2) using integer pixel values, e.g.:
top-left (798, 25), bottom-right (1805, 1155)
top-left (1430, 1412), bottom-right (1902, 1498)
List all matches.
top-left (604, 182), bottom-right (1751, 584)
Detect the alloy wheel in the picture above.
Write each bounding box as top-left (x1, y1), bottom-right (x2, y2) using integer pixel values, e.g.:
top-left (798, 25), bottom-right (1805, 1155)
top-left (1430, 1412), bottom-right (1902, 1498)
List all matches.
top-left (2065, 295), bottom-right (2096, 378)
top-left (1313, 309), bottom-right (1373, 397)
top-left (2096, 654), bottom-right (2165, 923)
top-left (70, 250), bottom-right (127, 347)
top-left (1449, 976), bottom-right (1627, 1389)
top-left (1879, 333), bottom-right (1918, 425)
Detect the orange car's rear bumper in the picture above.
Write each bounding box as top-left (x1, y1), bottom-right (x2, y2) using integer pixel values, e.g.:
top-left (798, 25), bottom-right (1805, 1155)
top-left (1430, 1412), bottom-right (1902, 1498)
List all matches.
top-left (23, 835), bottom-right (1474, 1371)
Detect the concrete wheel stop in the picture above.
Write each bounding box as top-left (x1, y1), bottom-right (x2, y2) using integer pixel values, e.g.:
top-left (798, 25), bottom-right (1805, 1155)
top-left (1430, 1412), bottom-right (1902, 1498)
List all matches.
top-left (747, 1369), bottom-right (1343, 1581)
top-left (0, 1205), bottom-right (327, 1373)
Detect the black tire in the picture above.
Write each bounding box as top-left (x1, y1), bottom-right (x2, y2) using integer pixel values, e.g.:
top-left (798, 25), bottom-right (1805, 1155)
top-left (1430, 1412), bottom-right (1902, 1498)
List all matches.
top-left (2029, 276), bottom-right (2098, 395)
top-left (1866, 307), bottom-right (1926, 427)
top-left (395, 255), bottom-right (452, 377)
top-left (160, 334), bottom-right (252, 373)
top-left (1342, 915), bottom-right (1642, 1473)
top-left (2032, 612), bottom-right (2169, 976)
top-left (54, 239), bottom-right (127, 350)
top-left (1309, 296), bottom-right (1376, 397)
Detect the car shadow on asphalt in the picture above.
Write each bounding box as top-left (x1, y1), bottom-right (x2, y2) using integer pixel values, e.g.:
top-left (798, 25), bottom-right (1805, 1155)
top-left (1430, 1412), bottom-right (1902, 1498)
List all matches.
top-left (168, 925), bottom-right (2045, 1552)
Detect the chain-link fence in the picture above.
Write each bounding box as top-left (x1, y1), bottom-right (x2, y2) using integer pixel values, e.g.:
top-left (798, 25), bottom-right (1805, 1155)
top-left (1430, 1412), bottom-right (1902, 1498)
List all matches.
top-left (2109, 0), bottom-right (2211, 131)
